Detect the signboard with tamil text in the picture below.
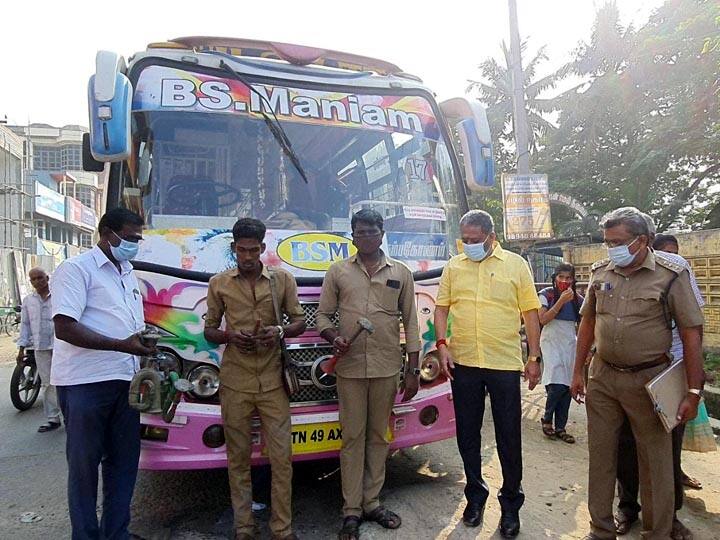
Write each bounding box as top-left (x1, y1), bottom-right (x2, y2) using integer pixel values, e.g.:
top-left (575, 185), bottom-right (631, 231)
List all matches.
top-left (501, 173), bottom-right (552, 241)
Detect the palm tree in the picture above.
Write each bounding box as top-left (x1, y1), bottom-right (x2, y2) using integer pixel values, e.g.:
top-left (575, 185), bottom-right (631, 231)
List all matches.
top-left (467, 41), bottom-right (572, 156)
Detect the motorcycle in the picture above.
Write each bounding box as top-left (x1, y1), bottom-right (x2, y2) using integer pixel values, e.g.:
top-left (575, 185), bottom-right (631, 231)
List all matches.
top-left (10, 349), bottom-right (41, 411)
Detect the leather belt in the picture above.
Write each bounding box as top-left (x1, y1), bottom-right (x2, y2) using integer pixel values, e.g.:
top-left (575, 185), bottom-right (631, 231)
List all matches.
top-left (603, 355), bottom-right (670, 373)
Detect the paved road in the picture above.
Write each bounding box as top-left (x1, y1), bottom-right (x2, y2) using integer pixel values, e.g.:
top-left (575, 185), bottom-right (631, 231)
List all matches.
top-left (1, 335), bottom-right (719, 539)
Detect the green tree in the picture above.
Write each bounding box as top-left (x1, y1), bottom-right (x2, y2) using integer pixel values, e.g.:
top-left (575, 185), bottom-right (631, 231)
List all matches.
top-left (466, 41), bottom-right (571, 238)
top-left (468, 41), bottom-right (571, 161)
top-left (538, 0), bottom-right (720, 231)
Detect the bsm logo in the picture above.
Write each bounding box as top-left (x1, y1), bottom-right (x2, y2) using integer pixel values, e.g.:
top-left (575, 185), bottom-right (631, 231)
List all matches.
top-left (277, 233), bottom-right (356, 271)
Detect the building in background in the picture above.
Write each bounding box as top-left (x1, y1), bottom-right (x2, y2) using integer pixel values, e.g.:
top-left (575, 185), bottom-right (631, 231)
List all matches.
top-left (6, 123), bottom-right (100, 273)
top-left (0, 123), bottom-right (32, 305)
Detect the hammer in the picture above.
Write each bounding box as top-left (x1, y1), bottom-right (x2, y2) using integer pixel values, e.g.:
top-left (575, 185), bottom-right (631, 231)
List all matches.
top-left (321, 318), bottom-right (375, 375)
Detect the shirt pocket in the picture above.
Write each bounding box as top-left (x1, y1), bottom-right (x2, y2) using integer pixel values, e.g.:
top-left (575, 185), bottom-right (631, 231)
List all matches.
top-left (489, 276), bottom-right (515, 301)
top-left (627, 290), bottom-right (663, 319)
top-left (373, 282), bottom-right (402, 315)
top-left (594, 290), bottom-right (611, 314)
top-left (125, 288), bottom-right (145, 327)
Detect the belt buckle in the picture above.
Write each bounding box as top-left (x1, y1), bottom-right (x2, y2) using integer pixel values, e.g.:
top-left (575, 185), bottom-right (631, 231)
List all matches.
top-left (607, 362), bottom-right (632, 373)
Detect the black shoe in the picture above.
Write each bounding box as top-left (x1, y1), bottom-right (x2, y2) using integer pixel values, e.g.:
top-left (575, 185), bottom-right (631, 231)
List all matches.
top-left (498, 513), bottom-right (520, 538)
top-left (462, 502), bottom-right (485, 527)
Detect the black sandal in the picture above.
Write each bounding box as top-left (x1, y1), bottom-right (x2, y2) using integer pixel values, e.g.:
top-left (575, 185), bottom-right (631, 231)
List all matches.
top-left (38, 422), bottom-right (61, 433)
top-left (555, 430), bottom-right (575, 444)
top-left (363, 506), bottom-right (401, 529)
top-left (338, 516), bottom-right (361, 540)
top-left (541, 420), bottom-right (556, 439)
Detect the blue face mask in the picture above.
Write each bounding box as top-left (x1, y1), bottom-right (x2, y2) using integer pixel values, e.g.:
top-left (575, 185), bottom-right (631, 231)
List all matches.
top-left (607, 237), bottom-right (639, 267)
top-left (109, 231), bottom-right (140, 261)
top-left (463, 239), bottom-right (490, 262)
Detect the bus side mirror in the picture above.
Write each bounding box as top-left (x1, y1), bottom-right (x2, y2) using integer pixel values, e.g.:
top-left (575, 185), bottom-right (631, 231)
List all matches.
top-left (87, 51), bottom-right (132, 162)
top-left (440, 98), bottom-right (495, 190)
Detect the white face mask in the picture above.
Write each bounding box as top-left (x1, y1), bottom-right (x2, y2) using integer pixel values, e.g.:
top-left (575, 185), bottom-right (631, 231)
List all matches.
top-left (607, 237), bottom-right (639, 267)
top-left (463, 241), bottom-right (488, 261)
top-left (109, 231), bottom-right (140, 261)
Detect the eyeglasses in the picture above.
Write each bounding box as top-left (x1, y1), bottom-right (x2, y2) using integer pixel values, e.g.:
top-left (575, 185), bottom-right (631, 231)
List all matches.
top-left (352, 232), bottom-right (382, 239)
top-left (604, 237), bottom-right (638, 249)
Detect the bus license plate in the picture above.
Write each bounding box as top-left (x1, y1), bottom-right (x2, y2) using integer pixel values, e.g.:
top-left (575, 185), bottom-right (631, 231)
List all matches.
top-left (291, 422), bottom-right (343, 455)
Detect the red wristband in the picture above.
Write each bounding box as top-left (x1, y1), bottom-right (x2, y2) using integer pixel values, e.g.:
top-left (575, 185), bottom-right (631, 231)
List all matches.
top-left (436, 338), bottom-right (448, 348)
top-left (223, 330), bottom-right (230, 343)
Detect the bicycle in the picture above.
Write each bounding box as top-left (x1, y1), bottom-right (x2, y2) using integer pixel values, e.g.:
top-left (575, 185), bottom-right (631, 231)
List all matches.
top-left (1, 306), bottom-right (21, 337)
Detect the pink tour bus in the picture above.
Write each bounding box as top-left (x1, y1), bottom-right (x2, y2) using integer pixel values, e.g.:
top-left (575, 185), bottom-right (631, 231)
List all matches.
top-left (83, 37), bottom-right (495, 469)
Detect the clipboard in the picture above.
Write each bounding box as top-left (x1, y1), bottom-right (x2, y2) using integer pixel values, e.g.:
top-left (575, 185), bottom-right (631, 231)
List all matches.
top-left (644, 360), bottom-right (687, 433)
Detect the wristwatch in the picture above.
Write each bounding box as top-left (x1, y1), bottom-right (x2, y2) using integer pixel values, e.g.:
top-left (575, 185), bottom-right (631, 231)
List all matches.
top-left (688, 388), bottom-right (703, 399)
top-left (275, 325), bottom-right (285, 340)
top-left (527, 355), bottom-right (541, 363)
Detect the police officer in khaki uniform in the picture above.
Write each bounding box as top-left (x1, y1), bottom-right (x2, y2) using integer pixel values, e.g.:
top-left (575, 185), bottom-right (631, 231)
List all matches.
top-left (204, 218), bottom-right (306, 540)
top-left (570, 207), bottom-right (704, 540)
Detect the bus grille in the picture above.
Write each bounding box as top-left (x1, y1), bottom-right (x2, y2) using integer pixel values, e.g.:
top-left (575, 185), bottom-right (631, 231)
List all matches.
top-left (283, 302), bottom-right (339, 329)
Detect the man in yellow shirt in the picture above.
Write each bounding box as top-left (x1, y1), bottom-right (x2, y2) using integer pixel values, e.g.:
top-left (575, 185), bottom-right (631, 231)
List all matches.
top-left (434, 210), bottom-right (541, 538)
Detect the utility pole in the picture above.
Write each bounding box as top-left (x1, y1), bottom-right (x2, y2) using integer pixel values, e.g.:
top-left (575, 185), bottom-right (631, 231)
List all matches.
top-left (508, 0), bottom-right (531, 174)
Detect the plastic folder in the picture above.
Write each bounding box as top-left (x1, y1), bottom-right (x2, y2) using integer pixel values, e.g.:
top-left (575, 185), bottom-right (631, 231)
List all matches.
top-left (644, 360), bottom-right (687, 433)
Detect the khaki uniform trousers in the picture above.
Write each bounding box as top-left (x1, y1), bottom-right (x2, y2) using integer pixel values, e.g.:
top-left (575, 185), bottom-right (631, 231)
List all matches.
top-left (337, 374), bottom-right (399, 518)
top-left (220, 386), bottom-right (293, 538)
top-left (586, 359), bottom-right (673, 540)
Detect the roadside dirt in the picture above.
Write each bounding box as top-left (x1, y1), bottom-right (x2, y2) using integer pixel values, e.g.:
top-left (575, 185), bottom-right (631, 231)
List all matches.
top-left (2, 334), bottom-right (718, 539)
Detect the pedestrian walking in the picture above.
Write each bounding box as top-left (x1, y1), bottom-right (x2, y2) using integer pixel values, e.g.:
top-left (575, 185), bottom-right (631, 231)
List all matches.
top-left (316, 209), bottom-right (421, 540)
top-left (51, 207), bottom-right (154, 540)
top-left (204, 218), bottom-right (306, 540)
top-left (571, 207), bottom-right (705, 540)
top-left (433, 209), bottom-right (542, 538)
top-left (16, 267), bottom-right (61, 432)
top-left (538, 263), bottom-right (583, 444)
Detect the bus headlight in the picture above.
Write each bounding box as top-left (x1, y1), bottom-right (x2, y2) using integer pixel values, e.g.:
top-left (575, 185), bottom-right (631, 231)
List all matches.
top-left (188, 365), bottom-right (220, 398)
top-left (420, 353), bottom-right (441, 383)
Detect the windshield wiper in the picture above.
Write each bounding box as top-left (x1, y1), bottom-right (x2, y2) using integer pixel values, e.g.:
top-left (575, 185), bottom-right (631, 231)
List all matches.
top-left (219, 60), bottom-right (308, 184)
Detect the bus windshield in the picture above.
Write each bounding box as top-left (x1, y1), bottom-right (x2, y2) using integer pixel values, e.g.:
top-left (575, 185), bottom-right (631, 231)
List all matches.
top-left (128, 73), bottom-right (463, 274)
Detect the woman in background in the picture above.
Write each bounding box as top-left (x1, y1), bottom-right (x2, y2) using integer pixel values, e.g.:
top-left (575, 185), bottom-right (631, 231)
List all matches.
top-left (538, 263), bottom-right (583, 444)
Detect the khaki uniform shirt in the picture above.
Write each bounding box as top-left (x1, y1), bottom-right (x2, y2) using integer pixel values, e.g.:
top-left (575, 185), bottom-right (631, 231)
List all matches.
top-left (316, 253), bottom-right (421, 379)
top-left (580, 250), bottom-right (704, 366)
top-left (205, 265), bottom-right (305, 393)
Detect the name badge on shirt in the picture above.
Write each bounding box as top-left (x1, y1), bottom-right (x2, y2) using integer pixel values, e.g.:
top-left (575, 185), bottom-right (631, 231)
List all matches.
top-left (593, 281), bottom-right (613, 291)
top-left (386, 279), bottom-right (401, 289)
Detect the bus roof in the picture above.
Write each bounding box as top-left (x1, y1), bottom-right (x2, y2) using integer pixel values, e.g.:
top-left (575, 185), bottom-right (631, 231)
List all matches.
top-left (146, 36), bottom-right (420, 80)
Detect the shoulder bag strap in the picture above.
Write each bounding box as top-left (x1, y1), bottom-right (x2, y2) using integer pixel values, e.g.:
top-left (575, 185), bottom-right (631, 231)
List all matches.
top-left (267, 269), bottom-right (292, 367)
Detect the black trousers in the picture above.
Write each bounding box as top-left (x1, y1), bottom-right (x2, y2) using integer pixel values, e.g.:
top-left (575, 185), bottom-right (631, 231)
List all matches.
top-left (451, 364), bottom-right (525, 515)
top-left (617, 416), bottom-right (685, 516)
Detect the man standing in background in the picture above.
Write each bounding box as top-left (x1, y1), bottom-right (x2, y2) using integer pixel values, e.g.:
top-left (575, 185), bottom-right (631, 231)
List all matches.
top-left (16, 267), bottom-right (60, 432)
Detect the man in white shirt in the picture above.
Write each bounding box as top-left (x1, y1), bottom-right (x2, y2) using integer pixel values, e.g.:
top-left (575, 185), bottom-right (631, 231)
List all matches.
top-left (52, 207), bottom-right (154, 540)
top-left (16, 267), bottom-right (60, 432)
